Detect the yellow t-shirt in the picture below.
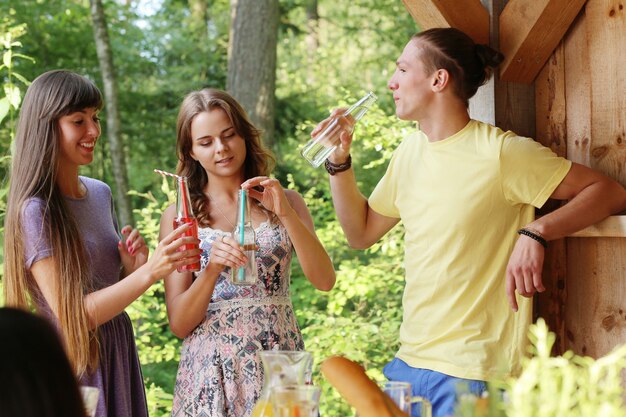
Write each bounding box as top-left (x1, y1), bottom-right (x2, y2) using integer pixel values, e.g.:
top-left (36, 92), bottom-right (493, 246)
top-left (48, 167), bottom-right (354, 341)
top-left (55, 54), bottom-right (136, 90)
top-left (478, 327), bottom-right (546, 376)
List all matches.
top-left (369, 120), bottom-right (571, 380)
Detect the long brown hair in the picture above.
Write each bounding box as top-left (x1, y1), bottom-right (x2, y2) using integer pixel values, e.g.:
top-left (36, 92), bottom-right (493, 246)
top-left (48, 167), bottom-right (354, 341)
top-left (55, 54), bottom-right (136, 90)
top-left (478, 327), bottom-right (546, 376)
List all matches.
top-left (413, 28), bottom-right (504, 106)
top-left (175, 88), bottom-right (275, 227)
top-left (3, 70), bottom-right (103, 377)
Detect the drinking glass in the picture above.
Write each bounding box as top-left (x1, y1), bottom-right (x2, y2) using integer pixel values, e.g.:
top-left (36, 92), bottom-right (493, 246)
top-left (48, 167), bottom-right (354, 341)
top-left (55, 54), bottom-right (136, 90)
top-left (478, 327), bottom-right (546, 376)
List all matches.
top-left (271, 385), bottom-right (321, 417)
top-left (381, 381), bottom-right (431, 417)
top-left (80, 386), bottom-right (99, 417)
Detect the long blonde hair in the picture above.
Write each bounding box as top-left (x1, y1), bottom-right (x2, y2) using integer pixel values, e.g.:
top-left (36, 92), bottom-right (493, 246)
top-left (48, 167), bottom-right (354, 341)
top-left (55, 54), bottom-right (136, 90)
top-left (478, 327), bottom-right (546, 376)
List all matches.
top-left (175, 88), bottom-right (276, 227)
top-left (3, 70), bottom-right (103, 376)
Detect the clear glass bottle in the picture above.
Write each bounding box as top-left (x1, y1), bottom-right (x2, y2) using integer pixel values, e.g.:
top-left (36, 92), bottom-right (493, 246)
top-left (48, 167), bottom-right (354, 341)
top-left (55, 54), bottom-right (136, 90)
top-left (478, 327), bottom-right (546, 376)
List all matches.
top-left (231, 189), bottom-right (258, 285)
top-left (250, 351), bottom-right (313, 417)
top-left (173, 176), bottom-right (200, 272)
top-left (301, 91), bottom-right (378, 167)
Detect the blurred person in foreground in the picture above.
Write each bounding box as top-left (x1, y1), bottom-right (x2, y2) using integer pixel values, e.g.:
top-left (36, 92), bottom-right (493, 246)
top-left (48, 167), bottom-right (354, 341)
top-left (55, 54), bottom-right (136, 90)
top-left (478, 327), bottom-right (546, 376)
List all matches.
top-left (0, 306), bottom-right (87, 417)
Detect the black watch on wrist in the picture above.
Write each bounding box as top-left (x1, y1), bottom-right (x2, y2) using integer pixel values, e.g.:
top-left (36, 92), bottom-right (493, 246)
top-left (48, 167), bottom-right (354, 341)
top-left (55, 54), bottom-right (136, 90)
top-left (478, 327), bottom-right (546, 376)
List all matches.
top-left (324, 155), bottom-right (352, 175)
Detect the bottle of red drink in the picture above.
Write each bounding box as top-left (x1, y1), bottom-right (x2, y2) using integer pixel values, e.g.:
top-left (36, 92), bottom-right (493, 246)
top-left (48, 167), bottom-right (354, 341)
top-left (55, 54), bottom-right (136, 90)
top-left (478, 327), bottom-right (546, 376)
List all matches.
top-left (173, 176), bottom-right (200, 272)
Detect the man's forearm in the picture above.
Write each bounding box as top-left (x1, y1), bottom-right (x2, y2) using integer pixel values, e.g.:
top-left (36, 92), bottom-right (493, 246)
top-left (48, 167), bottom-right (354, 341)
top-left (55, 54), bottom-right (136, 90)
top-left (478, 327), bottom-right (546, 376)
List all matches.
top-left (329, 168), bottom-right (371, 248)
top-left (529, 180), bottom-right (626, 240)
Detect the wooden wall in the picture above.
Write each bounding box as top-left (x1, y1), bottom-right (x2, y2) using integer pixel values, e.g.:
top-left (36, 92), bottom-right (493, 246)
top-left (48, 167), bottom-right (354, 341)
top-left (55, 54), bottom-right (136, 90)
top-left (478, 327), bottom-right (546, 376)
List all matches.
top-left (535, 0), bottom-right (626, 358)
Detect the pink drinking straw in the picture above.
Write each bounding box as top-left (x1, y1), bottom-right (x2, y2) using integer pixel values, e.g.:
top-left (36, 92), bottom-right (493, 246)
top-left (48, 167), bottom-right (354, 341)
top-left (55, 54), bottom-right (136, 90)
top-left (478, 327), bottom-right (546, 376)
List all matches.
top-left (181, 177), bottom-right (190, 218)
top-left (154, 169), bottom-right (190, 217)
top-left (153, 168), bottom-right (181, 179)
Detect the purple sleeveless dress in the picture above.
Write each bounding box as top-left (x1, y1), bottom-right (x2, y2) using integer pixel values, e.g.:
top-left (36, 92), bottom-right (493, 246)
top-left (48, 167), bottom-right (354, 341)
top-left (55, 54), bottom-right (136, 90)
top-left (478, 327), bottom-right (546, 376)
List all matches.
top-left (22, 176), bottom-right (148, 417)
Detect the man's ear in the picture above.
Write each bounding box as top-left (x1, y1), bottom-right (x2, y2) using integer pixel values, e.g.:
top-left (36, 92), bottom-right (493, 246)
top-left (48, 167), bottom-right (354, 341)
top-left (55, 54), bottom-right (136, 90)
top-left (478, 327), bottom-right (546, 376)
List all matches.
top-left (432, 69), bottom-right (450, 91)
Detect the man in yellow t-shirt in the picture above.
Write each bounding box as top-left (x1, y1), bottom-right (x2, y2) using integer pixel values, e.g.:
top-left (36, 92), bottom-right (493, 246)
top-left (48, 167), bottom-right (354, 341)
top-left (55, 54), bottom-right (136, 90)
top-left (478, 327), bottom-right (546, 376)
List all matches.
top-left (313, 29), bottom-right (626, 417)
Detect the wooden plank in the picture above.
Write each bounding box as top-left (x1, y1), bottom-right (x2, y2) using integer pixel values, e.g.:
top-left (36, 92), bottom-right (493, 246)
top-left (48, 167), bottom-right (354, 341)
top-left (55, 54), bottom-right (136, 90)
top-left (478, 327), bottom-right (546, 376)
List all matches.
top-left (534, 39), bottom-right (567, 354)
top-left (535, 39), bottom-right (566, 216)
top-left (535, 238), bottom-right (568, 354)
top-left (534, 43), bottom-right (567, 157)
top-left (586, 0), bottom-right (626, 187)
top-left (566, 238), bottom-right (626, 358)
top-left (499, 0), bottom-right (588, 83)
top-left (401, 0), bottom-right (490, 44)
top-left (564, 6), bottom-right (592, 166)
top-left (569, 216), bottom-right (626, 238)
top-left (495, 77), bottom-right (535, 137)
top-left (470, 0), bottom-right (534, 137)
top-left (564, 0), bottom-right (626, 361)
top-left (488, 0), bottom-right (536, 138)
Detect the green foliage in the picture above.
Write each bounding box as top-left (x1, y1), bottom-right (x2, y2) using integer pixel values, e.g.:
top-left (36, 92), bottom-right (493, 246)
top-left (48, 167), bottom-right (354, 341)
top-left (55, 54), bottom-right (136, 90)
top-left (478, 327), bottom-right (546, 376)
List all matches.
top-left (0, 21), bottom-right (31, 124)
top-left (507, 319), bottom-right (626, 417)
top-left (126, 177), bottom-right (180, 416)
top-left (454, 319), bottom-right (626, 417)
top-left (145, 382), bottom-right (175, 417)
top-left (0, 18), bottom-right (33, 158)
top-left (0, 19), bottom-right (34, 303)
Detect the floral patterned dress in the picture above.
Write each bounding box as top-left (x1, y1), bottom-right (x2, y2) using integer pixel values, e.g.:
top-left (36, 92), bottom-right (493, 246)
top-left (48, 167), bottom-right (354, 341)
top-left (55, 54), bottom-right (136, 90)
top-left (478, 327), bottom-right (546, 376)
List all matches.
top-left (171, 218), bottom-right (305, 417)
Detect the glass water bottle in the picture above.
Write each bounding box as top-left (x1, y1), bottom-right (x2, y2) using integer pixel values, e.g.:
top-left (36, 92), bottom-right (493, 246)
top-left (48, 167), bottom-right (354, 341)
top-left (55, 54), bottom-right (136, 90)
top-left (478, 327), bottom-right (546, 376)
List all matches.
top-left (301, 91), bottom-right (378, 167)
top-left (231, 189), bottom-right (258, 285)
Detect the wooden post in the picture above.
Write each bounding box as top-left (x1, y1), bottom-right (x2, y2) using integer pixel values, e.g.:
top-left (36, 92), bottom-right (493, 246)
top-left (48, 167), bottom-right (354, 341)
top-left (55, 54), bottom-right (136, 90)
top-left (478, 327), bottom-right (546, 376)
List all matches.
top-left (534, 40), bottom-right (568, 354)
top-left (562, 0), bottom-right (626, 359)
top-left (470, 0), bottom-right (535, 138)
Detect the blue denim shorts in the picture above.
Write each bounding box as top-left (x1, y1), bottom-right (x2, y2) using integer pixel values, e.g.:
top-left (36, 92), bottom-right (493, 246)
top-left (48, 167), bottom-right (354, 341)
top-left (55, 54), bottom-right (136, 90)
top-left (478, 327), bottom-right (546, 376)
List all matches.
top-left (383, 357), bottom-right (487, 417)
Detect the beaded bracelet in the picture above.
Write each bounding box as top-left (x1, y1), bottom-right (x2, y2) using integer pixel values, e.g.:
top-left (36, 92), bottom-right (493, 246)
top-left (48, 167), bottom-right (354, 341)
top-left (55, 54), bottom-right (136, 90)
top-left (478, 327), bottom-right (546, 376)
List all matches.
top-left (324, 154), bottom-right (352, 176)
top-left (517, 228), bottom-right (548, 248)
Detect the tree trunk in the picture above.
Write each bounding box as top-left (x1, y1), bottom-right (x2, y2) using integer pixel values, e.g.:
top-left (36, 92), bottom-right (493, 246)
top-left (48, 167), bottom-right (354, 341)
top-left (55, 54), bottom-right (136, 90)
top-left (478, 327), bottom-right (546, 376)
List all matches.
top-left (89, 0), bottom-right (133, 226)
top-left (189, 0), bottom-right (209, 38)
top-left (227, 0), bottom-right (279, 149)
top-left (305, 0), bottom-right (319, 84)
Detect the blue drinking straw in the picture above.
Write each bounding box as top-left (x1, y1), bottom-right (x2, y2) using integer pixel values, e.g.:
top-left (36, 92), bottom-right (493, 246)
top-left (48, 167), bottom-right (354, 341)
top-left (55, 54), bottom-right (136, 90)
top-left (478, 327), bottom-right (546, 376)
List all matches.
top-left (237, 189), bottom-right (247, 281)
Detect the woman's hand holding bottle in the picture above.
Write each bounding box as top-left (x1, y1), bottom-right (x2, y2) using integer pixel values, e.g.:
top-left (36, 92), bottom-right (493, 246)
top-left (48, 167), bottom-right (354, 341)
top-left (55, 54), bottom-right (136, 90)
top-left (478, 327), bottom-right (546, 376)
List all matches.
top-left (203, 235), bottom-right (248, 276)
top-left (145, 223), bottom-right (202, 281)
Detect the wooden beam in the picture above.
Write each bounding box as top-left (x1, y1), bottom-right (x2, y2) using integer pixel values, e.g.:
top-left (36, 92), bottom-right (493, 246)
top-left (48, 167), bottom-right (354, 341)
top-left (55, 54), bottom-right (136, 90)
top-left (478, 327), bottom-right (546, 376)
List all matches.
top-left (499, 0), bottom-right (587, 83)
top-left (569, 216), bottom-right (626, 238)
top-left (401, 0), bottom-right (489, 44)
top-left (534, 40), bottom-right (567, 355)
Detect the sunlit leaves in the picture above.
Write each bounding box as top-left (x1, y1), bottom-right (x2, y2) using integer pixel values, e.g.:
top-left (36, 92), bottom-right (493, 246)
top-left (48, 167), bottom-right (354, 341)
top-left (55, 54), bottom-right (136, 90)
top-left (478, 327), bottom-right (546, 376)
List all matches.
top-left (456, 320), bottom-right (626, 417)
top-left (0, 98), bottom-right (9, 126)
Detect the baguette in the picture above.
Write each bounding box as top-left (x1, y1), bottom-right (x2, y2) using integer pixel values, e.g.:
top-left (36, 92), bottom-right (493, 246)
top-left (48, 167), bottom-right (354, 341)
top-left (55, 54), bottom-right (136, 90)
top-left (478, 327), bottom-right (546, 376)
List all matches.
top-left (320, 355), bottom-right (409, 417)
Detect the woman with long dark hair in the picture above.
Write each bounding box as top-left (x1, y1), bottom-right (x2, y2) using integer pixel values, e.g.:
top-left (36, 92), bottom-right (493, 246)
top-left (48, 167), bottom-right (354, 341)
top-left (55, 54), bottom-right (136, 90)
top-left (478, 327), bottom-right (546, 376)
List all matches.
top-left (3, 70), bottom-right (201, 417)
